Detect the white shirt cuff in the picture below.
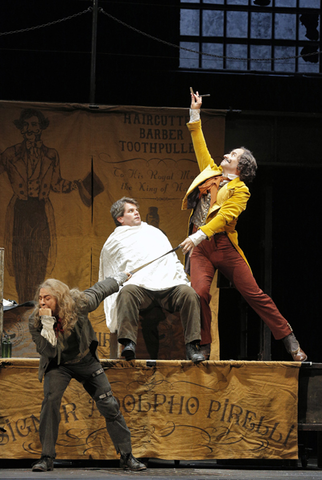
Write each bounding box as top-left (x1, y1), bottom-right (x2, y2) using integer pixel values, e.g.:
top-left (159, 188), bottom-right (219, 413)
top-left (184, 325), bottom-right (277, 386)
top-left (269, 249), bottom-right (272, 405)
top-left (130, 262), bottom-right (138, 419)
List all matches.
top-left (40, 316), bottom-right (57, 346)
top-left (189, 109), bottom-right (200, 123)
top-left (189, 229), bottom-right (207, 246)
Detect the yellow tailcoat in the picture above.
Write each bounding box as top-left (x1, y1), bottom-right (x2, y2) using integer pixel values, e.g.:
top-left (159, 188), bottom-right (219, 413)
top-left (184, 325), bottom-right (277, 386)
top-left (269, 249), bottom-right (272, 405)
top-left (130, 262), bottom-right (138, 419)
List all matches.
top-left (182, 120), bottom-right (251, 269)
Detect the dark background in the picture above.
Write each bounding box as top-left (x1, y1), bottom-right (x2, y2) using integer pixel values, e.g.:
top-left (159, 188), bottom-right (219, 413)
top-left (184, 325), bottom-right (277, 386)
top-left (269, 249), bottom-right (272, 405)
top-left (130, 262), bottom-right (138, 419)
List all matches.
top-left (0, 0), bottom-right (321, 361)
top-left (1, 0), bottom-right (321, 112)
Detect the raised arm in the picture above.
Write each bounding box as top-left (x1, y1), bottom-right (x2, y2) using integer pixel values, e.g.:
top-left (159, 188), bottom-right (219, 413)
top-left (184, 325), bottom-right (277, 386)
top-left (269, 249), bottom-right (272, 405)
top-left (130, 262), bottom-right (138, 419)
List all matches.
top-left (187, 91), bottom-right (218, 172)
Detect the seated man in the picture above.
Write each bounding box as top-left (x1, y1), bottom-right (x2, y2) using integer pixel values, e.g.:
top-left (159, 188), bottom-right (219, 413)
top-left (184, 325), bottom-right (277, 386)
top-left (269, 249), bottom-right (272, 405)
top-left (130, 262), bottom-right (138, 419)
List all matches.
top-left (99, 196), bottom-right (204, 363)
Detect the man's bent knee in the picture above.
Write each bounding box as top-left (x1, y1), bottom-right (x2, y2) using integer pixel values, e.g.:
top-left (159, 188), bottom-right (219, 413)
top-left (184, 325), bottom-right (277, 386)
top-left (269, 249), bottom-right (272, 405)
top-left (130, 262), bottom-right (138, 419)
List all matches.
top-left (96, 392), bottom-right (121, 422)
top-left (117, 284), bottom-right (138, 298)
top-left (179, 285), bottom-right (200, 302)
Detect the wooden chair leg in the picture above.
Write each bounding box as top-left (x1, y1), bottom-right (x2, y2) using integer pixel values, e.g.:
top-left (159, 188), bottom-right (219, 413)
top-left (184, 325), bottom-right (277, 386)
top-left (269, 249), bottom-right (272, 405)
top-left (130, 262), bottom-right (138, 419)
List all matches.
top-left (109, 332), bottom-right (119, 359)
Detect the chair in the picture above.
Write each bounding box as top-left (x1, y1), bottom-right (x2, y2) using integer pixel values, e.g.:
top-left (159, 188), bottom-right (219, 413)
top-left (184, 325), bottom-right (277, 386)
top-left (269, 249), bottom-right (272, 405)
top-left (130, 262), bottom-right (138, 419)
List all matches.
top-left (109, 306), bottom-right (186, 360)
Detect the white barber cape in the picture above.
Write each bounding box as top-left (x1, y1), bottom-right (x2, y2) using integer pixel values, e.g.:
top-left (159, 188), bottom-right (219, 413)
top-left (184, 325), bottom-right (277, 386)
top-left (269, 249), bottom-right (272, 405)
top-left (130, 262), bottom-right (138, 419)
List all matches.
top-left (99, 222), bottom-right (189, 332)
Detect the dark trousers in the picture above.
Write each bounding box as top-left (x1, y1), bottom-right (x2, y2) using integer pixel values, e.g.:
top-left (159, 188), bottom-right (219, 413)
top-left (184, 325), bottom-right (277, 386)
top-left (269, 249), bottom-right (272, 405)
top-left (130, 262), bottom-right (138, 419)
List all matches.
top-left (39, 353), bottom-right (131, 458)
top-left (190, 233), bottom-right (292, 345)
top-left (116, 284), bottom-right (201, 346)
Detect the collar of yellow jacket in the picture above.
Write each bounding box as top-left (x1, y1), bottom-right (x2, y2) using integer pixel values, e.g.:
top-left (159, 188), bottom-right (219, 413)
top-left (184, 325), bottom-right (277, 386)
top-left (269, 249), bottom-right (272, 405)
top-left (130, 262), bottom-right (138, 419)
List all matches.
top-left (182, 166), bottom-right (243, 210)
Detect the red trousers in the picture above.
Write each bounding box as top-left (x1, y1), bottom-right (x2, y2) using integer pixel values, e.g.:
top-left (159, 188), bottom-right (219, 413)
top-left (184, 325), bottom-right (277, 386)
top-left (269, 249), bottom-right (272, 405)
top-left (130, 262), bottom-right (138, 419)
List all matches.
top-left (190, 233), bottom-right (292, 345)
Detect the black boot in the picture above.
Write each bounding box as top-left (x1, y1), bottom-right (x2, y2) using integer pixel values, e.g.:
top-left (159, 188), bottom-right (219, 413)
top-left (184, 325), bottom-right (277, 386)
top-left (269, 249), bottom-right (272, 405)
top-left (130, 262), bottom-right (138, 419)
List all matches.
top-left (120, 452), bottom-right (146, 471)
top-left (121, 340), bottom-right (136, 361)
top-left (186, 342), bottom-right (205, 363)
top-left (31, 456), bottom-right (54, 472)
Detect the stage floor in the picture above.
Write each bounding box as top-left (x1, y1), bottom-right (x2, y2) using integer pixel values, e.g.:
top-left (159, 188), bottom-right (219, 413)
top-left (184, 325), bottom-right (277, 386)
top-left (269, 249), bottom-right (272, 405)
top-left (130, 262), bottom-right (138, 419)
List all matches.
top-left (0, 458), bottom-right (322, 480)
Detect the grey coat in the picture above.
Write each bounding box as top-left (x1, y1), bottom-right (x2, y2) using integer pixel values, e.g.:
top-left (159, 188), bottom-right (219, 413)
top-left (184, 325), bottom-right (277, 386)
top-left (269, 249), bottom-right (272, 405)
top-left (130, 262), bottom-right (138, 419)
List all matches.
top-left (29, 278), bottom-right (119, 382)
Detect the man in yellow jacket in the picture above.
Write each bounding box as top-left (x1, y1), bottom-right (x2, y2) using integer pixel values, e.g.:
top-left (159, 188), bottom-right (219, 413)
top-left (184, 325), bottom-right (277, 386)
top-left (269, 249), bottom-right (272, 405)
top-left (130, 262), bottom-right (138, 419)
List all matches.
top-left (180, 91), bottom-right (307, 363)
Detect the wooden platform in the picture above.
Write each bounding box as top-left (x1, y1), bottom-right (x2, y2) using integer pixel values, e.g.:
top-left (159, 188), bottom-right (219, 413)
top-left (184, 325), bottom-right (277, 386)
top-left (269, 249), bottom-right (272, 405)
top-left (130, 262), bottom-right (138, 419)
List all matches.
top-left (297, 362), bottom-right (322, 467)
top-left (0, 358), bottom-right (302, 462)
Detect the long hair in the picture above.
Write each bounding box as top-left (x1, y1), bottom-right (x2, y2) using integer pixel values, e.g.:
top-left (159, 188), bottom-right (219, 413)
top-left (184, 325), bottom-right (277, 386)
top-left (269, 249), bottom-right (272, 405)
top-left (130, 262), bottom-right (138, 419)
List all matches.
top-left (237, 147), bottom-right (257, 184)
top-left (32, 279), bottom-right (88, 337)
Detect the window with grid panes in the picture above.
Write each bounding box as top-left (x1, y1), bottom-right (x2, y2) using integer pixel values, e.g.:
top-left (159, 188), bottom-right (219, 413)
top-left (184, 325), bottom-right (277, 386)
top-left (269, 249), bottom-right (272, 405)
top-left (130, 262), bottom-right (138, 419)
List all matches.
top-left (179, 0), bottom-right (321, 74)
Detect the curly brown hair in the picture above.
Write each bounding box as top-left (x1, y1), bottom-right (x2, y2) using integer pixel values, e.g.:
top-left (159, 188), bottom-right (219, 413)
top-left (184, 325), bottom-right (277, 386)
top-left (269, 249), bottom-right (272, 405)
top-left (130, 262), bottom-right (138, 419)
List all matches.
top-left (32, 279), bottom-right (88, 337)
top-left (237, 147), bottom-right (257, 184)
top-left (14, 108), bottom-right (49, 131)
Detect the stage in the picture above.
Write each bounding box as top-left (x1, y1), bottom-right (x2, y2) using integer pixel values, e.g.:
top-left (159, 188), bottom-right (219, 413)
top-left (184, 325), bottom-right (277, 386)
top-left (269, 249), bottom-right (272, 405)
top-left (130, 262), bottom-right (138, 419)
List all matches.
top-left (0, 286), bottom-right (320, 465)
top-left (1, 299), bottom-right (321, 465)
top-left (0, 357), bottom-right (306, 462)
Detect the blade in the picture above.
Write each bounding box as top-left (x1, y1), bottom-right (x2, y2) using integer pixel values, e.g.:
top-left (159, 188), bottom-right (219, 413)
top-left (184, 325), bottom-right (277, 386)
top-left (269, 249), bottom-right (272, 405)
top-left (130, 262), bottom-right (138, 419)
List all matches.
top-left (129, 245), bottom-right (181, 275)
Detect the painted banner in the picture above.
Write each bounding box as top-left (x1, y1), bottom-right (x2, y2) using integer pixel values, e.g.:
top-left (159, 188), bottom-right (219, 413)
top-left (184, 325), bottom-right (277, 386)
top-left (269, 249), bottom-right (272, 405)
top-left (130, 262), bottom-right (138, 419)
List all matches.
top-left (0, 359), bottom-right (299, 460)
top-left (0, 101), bottom-right (225, 360)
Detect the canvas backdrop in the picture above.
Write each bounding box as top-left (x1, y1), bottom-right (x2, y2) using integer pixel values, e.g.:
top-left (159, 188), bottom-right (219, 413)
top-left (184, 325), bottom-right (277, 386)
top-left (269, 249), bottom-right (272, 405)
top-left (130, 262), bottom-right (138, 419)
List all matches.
top-left (0, 101), bottom-right (225, 359)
